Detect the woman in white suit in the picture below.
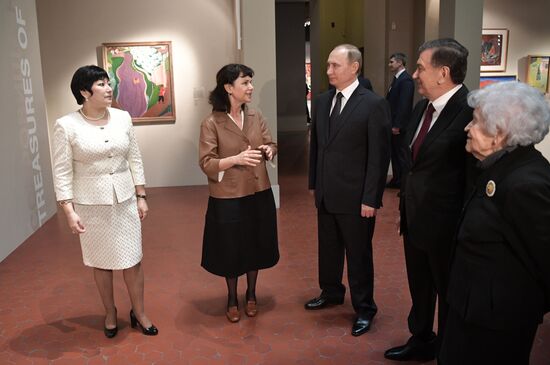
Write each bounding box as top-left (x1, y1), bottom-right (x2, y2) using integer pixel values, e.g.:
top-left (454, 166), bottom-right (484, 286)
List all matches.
top-left (52, 65), bottom-right (157, 338)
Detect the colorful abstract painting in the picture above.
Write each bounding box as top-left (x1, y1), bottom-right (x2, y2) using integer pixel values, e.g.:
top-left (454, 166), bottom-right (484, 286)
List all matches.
top-left (102, 42), bottom-right (175, 123)
top-left (479, 75), bottom-right (516, 89)
top-left (526, 56), bottom-right (550, 94)
top-left (481, 29), bottom-right (508, 72)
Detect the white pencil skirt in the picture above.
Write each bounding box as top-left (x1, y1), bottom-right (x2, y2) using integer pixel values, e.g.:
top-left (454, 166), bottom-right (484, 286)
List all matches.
top-left (74, 196), bottom-right (143, 270)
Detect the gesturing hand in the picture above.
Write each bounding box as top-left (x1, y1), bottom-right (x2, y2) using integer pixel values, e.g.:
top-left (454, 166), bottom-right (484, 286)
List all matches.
top-left (235, 146), bottom-right (262, 166)
top-left (258, 144), bottom-right (274, 161)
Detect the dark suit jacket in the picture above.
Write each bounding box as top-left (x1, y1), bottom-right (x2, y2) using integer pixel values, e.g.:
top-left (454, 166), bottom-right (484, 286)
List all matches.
top-left (309, 85), bottom-right (391, 214)
top-left (386, 71), bottom-right (414, 131)
top-left (358, 76), bottom-right (373, 92)
top-left (447, 145), bottom-right (550, 330)
top-left (400, 85), bottom-right (474, 248)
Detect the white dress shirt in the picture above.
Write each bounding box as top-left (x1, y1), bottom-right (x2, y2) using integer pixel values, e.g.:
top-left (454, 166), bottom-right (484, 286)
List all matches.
top-left (411, 84), bottom-right (463, 145)
top-left (330, 79), bottom-right (360, 115)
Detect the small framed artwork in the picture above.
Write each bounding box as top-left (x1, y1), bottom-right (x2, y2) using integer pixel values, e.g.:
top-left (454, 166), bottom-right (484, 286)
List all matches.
top-left (526, 56), bottom-right (550, 93)
top-left (102, 41), bottom-right (176, 124)
top-left (481, 29), bottom-right (509, 72)
top-left (479, 75), bottom-right (516, 88)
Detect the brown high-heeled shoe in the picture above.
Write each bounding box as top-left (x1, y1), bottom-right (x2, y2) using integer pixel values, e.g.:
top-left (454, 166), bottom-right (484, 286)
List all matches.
top-left (226, 306), bottom-right (240, 323)
top-left (245, 300), bottom-right (257, 317)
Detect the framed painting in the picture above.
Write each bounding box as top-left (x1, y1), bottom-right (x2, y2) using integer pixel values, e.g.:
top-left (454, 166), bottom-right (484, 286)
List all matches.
top-left (102, 41), bottom-right (175, 123)
top-left (479, 75), bottom-right (516, 88)
top-left (526, 56), bottom-right (550, 93)
top-left (481, 29), bottom-right (509, 72)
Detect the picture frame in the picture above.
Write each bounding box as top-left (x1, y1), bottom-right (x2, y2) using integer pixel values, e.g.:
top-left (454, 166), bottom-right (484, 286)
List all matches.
top-left (526, 56), bottom-right (550, 93)
top-left (481, 29), bottom-right (509, 72)
top-left (479, 75), bottom-right (516, 89)
top-left (102, 41), bottom-right (176, 124)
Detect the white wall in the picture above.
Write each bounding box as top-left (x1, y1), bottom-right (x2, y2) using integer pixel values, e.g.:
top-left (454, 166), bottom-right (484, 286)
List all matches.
top-left (483, 0), bottom-right (550, 159)
top-left (0, 0), bottom-right (56, 262)
top-left (241, 0), bottom-right (280, 204)
top-left (36, 0), bottom-right (239, 187)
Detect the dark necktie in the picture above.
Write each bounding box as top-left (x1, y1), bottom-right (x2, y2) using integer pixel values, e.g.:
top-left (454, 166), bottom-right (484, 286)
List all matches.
top-left (329, 92), bottom-right (343, 133)
top-left (387, 77), bottom-right (397, 98)
top-left (411, 103), bottom-right (435, 161)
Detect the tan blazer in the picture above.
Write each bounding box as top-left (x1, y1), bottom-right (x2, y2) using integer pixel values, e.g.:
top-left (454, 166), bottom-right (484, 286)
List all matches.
top-left (199, 107), bottom-right (277, 199)
top-left (53, 107), bottom-right (146, 205)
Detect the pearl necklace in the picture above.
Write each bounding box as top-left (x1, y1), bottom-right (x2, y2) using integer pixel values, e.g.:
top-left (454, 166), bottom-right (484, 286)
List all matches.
top-left (79, 108), bottom-right (106, 121)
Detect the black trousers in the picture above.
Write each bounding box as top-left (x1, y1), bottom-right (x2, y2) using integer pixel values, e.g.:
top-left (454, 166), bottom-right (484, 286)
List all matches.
top-left (389, 132), bottom-right (407, 184)
top-left (317, 203), bottom-right (377, 316)
top-left (403, 234), bottom-right (452, 342)
top-left (439, 306), bottom-right (538, 365)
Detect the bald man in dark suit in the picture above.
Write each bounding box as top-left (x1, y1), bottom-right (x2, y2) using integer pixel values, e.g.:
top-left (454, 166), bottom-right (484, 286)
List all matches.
top-left (306, 44), bottom-right (391, 337)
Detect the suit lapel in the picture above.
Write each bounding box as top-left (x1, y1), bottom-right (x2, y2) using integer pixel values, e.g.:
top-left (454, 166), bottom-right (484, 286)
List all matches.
top-left (406, 99), bottom-right (429, 146)
top-left (320, 90), bottom-right (335, 144)
top-left (242, 106), bottom-right (252, 135)
top-left (416, 86), bottom-right (468, 158)
top-left (221, 112), bottom-right (245, 138)
top-left (327, 87), bottom-right (364, 144)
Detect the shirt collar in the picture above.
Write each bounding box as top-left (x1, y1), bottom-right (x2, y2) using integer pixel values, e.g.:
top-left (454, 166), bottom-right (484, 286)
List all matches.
top-left (431, 84), bottom-right (463, 114)
top-left (336, 78), bottom-right (359, 100)
top-left (395, 69), bottom-right (406, 78)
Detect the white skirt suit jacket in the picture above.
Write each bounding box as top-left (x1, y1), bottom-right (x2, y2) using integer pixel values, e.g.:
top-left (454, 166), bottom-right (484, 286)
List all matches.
top-left (52, 107), bottom-right (146, 205)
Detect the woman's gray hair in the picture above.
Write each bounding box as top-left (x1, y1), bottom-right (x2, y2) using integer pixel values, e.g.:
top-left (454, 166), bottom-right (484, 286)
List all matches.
top-left (467, 81), bottom-right (550, 146)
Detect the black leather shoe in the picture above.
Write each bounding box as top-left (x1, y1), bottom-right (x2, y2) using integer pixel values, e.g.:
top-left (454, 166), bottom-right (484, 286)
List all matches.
top-left (104, 325), bottom-right (118, 338)
top-left (130, 310), bottom-right (159, 336)
top-left (103, 307), bottom-right (118, 338)
top-left (384, 335), bottom-right (436, 361)
top-left (351, 315), bottom-right (373, 336)
top-left (304, 296), bottom-right (344, 310)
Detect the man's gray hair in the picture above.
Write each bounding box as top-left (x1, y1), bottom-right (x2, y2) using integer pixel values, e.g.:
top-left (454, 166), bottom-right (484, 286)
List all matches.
top-left (390, 52), bottom-right (407, 66)
top-left (334, 44), bottom-right (362, 75)
top-left (468, 82), bottom-right (550, 146)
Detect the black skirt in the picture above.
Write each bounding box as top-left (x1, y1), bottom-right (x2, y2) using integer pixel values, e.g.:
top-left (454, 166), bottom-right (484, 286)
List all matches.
top-left (201, 188), bottom-right (279, 277)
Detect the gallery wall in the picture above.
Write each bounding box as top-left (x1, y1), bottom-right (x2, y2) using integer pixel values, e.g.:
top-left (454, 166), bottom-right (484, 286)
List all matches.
top-left (0, 0), bottom-right (56, 262)
top-left (483, 0), bottom-right (550, 158)
top-left (36, 0), bottom-right (240, 188)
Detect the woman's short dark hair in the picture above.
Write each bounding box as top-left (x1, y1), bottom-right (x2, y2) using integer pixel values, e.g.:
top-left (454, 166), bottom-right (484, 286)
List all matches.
top-left (70, 65), bottom-right (109, 105)
top-left (419, 38), bottom-right (468, 84)
top-left (209, 64), bottom-right (254, 112)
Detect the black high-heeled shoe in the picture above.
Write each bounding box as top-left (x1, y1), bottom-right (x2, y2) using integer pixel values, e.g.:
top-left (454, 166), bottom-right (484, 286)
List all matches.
top-left (130, 310), bottom-right (158, 336)
top-left (104, 308), bottom-right (118, 338)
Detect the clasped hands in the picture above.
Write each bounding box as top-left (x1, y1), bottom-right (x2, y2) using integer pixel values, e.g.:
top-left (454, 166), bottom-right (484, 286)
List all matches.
top-left (235, 145), bottom-right (273, 166)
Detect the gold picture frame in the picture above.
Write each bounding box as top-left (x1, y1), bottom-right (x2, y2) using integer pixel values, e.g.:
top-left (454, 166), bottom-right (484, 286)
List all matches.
top-left (102, 41), bottom-right (176, 124)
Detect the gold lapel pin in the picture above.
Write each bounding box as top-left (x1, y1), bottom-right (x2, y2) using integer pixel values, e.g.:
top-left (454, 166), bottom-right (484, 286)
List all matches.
top-left (486, 180), bottom-right (496, 197)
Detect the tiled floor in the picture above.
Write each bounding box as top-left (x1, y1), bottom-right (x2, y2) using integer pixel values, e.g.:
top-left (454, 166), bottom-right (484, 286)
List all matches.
top-left (0, 130), bottom-right (549, 365)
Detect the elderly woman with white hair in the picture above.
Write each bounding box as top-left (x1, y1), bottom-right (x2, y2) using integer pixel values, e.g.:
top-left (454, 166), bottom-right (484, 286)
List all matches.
top-left (440, 81), bottom-right (550, 365)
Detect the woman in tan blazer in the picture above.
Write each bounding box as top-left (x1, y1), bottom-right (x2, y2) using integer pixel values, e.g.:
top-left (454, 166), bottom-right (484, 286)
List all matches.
top-left (199, 64), bottom-right (279, 323)
top-left (52, 65), bottom-right (157, 338)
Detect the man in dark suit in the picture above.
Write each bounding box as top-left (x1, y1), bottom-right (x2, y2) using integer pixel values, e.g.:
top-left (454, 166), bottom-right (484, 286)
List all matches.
top-left (384, 38), bottom-right (473, 361)
top-left (386, 52), bottom-right (414, 188)
top-left (306, 44), bottom-right (391, 337)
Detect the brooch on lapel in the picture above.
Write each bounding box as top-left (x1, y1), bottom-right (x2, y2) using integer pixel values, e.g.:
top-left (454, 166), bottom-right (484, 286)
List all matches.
top-left (485, 180), bottom-right (496, 197)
